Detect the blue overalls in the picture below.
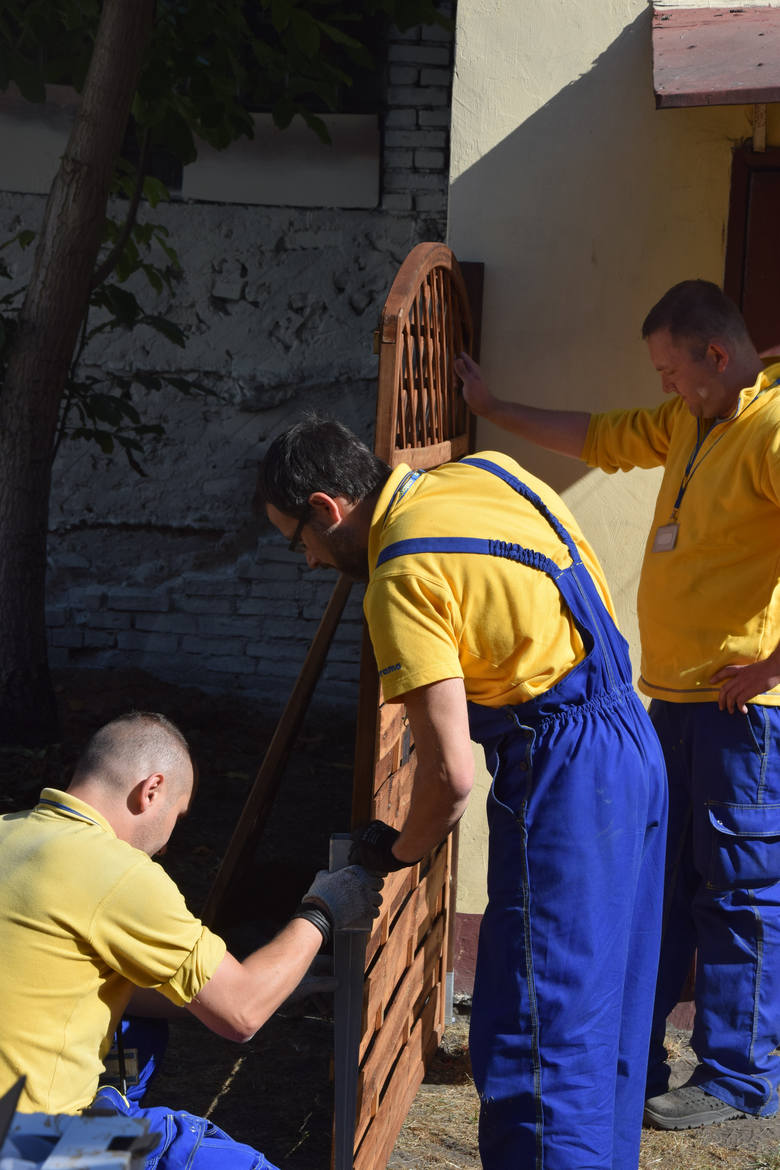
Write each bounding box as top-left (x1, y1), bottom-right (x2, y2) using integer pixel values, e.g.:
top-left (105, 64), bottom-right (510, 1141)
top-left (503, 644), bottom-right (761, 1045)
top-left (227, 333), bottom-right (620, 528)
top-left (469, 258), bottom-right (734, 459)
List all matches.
top-left (646, 699), bottom-right (780, 1116)
top-left (377, 458), bottom-right (668, 1170)
top-left (92, 1085), bottom-right (279, 1170)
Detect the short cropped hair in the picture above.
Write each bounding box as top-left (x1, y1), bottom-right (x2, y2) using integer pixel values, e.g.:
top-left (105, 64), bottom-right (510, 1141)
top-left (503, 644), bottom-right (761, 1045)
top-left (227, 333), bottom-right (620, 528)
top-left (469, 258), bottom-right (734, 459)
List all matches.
top-left (642, 280), bottom-right (752, 356)
top-left (259, 414), bottom-right (391, 517)
top-left (72, 711), bottom-right (193, 794)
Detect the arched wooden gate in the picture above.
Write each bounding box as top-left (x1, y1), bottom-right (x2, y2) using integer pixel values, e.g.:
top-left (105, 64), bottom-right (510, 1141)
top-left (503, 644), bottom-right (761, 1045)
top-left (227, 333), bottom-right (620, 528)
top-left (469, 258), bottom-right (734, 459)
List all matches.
top-left (202, 241), bottom-right (477, 1170)
top-left (338, 242), bottom-right (475, 1170)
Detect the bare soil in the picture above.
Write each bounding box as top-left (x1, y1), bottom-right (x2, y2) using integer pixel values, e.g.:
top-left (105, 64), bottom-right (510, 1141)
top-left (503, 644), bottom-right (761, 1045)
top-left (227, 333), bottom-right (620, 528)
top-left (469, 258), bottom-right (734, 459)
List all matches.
top-left (3, 666), bottom-right (779, 1170)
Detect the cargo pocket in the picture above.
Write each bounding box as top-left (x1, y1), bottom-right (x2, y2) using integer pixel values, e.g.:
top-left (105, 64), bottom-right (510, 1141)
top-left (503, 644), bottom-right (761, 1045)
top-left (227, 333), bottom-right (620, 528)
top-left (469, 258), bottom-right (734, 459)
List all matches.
top-left (706, 801), bottom-right (780, 889)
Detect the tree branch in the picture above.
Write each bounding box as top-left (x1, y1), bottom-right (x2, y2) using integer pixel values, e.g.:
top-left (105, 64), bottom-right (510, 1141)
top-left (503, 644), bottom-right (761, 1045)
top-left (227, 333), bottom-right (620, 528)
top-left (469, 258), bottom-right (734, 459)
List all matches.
top-left (90, 128), bottom-right (150, 291)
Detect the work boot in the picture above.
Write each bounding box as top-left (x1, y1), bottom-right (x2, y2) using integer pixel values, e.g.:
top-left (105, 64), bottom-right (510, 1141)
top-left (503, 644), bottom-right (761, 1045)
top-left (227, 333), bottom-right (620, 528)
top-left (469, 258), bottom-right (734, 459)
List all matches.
top-left (644, 1081), bottom-right (743, 1130)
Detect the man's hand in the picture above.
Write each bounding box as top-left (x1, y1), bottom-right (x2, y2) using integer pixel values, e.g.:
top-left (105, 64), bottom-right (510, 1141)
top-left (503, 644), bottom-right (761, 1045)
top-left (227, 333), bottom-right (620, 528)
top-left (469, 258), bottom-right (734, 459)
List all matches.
top-left (349, 819), bottom-right (416, 873)
top-left (302, 865), bottom-right (384, 931)
top-left (454, 352), bottom-right (498, 419)
top-left (710, 658), bottom-right (780, 713)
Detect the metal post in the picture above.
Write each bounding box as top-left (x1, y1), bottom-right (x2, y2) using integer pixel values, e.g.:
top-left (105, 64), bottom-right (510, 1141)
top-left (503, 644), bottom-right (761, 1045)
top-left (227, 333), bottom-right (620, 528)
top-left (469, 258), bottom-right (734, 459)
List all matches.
top-left (329, 833), bottom-right (370, 1170)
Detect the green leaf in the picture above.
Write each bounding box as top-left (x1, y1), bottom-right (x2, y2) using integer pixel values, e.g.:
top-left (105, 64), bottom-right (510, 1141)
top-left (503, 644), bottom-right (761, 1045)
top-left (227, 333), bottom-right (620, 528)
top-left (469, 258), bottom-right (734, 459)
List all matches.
top-left (271, 0), bottom-right (292, 33)
top-left (87, 397), bottom-right (124, 427)
top-left (271, 96), bottom-right (297, 130)
top-left (302, 110), bottom-right (330, 144)
top-left (289, 9), bottom-right (320, 57)
top-left (72, 427), bottom-right (115, 455)
top-left (313, 19), bottom-right (363, 50)
top-left (94, 284), bottom-right (141, 327)
top-left (133, 373), bottom-right (162, 391)
top-left (11, 63), bottom-right (46, 104)
top-left (142, 175), bottom-right (169, 208)
top-left (141, 315), bottom-right (185, 347)
top-left (140, 264), bottom-right (164, 294)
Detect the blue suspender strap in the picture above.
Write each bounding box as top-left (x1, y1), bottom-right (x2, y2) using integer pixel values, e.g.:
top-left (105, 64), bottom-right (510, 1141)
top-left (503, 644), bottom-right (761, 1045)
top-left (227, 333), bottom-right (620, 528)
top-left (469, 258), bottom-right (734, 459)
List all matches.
top-left (376, 456), bottom-right (580, 580)
top-left (460, 456), bottom-right (581, 561)
top-left (376, 536), bottom-right (563, 578)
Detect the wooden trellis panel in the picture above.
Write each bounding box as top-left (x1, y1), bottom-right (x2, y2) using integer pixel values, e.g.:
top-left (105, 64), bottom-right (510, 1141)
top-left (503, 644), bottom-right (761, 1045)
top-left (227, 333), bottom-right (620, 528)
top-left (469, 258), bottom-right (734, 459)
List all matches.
top-left (341, 242), bottom-right (474, 1170)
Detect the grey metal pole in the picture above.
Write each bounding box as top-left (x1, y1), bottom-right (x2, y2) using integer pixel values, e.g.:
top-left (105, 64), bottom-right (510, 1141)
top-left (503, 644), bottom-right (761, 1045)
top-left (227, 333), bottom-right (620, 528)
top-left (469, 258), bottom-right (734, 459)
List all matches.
top-left (329, 833), bottom-right (371, 1170)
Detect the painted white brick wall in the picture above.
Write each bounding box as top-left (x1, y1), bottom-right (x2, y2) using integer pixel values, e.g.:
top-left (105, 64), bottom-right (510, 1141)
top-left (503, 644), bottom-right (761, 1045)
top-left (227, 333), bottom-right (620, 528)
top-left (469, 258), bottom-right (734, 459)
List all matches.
top-left (2, 10), bottom-right (454, 715)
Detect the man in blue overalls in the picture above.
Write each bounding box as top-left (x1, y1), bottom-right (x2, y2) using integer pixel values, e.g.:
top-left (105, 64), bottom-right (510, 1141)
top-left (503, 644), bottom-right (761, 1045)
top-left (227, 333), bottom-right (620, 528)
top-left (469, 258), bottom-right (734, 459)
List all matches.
top-left (261, 418), bottom-right (667, 1170)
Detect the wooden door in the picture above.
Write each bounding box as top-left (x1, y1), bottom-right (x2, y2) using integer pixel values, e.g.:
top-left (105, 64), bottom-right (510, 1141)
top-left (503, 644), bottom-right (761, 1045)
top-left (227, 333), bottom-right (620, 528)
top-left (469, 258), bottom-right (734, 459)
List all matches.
top-left (724, 147), bottom-right (780, 351)
top-left (339, 243), bottom-right (474, 1170)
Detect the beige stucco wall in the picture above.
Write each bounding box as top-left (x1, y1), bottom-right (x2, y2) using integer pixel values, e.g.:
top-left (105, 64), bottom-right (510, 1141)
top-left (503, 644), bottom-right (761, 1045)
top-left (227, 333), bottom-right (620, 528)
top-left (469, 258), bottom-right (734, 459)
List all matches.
top-left (448, 0), bottom-right (780, 917)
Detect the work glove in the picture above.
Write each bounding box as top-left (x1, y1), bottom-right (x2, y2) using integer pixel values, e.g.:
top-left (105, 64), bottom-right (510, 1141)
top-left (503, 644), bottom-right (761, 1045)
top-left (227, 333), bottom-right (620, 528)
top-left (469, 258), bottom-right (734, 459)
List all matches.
top-left (293, 865), bottom-right (384, 944)
top-left (348, 819), bottom-right (418, 873)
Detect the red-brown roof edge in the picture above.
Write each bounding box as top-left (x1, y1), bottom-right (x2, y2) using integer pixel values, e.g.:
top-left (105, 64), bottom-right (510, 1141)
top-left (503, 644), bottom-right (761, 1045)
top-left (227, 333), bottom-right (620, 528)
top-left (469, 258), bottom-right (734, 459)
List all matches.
top-left (652, 6), bottom-right (780, 108)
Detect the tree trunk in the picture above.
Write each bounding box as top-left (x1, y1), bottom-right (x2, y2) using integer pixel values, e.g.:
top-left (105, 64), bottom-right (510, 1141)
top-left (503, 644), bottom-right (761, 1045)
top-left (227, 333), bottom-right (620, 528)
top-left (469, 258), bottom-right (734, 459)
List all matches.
top-left (0, 0), bottom-right (156, 746)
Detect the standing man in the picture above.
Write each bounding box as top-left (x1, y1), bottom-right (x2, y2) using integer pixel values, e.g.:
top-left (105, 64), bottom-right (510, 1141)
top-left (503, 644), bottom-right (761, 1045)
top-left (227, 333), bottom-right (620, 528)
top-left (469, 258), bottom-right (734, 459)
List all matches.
top-left (260, 418), bottom-right (667, 1170)
top-left (455, 279), bottom-right (780, 1130)
top-left (0, 711), bottom-right (383, 1169)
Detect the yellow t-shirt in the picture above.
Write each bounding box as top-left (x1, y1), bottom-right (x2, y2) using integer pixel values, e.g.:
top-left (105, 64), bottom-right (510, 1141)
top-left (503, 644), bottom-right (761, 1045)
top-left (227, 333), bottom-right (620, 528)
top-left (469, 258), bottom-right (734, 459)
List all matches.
top-left (364, 452), bottom-right (616, 705)
top-left (583, 362), bottom-right (780, 703)
top-left (0, 789), bottom-right (226, 1113)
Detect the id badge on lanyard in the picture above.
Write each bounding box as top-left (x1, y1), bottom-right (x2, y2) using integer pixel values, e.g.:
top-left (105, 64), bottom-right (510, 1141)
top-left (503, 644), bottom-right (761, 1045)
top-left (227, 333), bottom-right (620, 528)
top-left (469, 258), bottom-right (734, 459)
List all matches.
top-left (652, 522), bottom-right (678, 552)
top-left (653, 415), bottom-right (725, 553)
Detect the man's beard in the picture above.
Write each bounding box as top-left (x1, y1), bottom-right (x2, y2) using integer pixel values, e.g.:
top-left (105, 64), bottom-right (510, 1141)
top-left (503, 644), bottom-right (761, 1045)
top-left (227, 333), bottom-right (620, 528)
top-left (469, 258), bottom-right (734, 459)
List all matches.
top-left (321, 524), bottom-right (370, 581)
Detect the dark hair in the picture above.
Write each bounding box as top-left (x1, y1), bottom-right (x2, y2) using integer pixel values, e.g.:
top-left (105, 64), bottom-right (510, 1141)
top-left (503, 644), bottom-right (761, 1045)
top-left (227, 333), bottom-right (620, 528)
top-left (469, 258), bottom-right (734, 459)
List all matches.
top-left (642, 280), bottom-right (751, 356)
top-left (259, 414), bottom-right (391, 516)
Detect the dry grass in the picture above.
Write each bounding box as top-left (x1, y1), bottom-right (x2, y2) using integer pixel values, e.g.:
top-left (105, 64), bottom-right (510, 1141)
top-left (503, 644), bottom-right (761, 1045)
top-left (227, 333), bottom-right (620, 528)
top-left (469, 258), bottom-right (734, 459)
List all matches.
top-left (388, 1016), bottom-right (780, 1170)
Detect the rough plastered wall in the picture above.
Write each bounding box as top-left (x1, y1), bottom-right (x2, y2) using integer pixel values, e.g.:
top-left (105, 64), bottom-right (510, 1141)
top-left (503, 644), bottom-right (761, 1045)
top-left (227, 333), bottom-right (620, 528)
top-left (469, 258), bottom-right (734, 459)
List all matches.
top-left (0, 13), bottom-right (454, 714)
top-left (447, 0), bottom-right (780, 933)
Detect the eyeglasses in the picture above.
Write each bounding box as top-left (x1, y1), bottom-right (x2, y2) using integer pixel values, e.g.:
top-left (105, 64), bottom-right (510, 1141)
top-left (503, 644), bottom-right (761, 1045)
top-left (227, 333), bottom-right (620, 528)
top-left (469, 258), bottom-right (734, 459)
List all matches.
top-left (288, 511), bottom-right (309, 553)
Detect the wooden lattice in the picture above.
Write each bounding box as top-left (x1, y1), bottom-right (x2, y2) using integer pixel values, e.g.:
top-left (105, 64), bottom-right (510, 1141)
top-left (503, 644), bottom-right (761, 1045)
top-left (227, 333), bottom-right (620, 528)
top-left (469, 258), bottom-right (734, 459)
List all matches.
top-left (375, 242), bottom-right (474, 470)
top-left (342, 242), bottom-right (474, 1170)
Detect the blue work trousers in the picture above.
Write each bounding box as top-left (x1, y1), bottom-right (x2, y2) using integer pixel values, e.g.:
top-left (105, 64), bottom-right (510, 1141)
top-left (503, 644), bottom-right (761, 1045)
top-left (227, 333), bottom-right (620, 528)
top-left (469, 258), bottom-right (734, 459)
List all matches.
top-left (469, 687), bottom-right (666, 1170)
top-left (92, 1086), bottom-right (279, 1170)
top-left (647, 700), bottom-right (780, 1117)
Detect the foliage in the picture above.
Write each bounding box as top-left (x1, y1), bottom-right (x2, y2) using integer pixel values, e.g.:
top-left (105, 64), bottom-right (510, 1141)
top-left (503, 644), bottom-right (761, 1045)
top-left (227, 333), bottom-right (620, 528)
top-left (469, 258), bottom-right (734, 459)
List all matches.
top-left (0, 178), bottom-right (209, 474)
top-left (0, 0), bottom-right (449, 465)
top-left (0, 0), bottom-right (450, 149)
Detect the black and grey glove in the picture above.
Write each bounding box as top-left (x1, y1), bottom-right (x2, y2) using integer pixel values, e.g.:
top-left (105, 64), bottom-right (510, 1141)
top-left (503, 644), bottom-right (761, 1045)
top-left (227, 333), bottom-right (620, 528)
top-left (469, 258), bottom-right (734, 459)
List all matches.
top-left (348, 819), bottom-right (418, 873)
top-left (292, 865), bottom-right (384, 945)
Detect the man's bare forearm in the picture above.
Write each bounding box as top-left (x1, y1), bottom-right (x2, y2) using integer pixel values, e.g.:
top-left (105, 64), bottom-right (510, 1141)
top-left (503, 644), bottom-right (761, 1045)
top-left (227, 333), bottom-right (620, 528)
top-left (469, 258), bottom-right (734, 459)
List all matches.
top-left (455, 352), bottom-right (591, 459)
top-left (484, 399), bottom-right (591, 458)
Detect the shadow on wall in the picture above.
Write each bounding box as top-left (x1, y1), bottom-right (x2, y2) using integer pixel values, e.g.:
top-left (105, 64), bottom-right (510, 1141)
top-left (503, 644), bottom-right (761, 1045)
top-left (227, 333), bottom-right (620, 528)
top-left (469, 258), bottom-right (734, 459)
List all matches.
top-left (450, 8), bottom-right (748, 497)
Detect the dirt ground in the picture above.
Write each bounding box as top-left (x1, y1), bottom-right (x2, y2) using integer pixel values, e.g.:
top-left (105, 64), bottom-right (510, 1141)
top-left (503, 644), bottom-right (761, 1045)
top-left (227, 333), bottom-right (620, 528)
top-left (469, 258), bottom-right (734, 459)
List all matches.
top-left (3, 666), bottom-right (779, 1170)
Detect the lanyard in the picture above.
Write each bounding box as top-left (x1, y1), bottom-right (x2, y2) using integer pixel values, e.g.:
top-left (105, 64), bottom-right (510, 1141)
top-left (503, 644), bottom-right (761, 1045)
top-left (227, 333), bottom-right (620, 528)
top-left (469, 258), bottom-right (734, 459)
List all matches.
top-left (671, 377), bottom-right (780, 520)
top-left (381, 468), bottom-right (423, 525)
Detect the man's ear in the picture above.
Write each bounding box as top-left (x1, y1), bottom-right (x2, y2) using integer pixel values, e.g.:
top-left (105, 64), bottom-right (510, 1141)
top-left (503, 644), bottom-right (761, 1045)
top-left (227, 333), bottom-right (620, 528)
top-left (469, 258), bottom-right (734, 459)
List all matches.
top-left (134, 772), bottom-right (165, 812)
top-left (708, 340), bottom-right (730, 373)
top-left (307, 491), bottom-right (351, 526)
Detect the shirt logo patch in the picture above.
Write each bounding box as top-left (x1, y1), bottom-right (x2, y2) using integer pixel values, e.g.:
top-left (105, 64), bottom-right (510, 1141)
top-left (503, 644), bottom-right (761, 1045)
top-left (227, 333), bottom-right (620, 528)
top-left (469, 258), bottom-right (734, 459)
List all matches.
top-left (379, 662), bottom-right (401, 676)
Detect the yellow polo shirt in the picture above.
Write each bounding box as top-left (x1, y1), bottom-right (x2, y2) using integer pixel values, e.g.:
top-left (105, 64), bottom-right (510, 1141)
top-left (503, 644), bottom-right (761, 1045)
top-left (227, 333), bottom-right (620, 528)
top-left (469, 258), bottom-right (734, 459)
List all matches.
top-left (364, 451), bottom-right (616, 705)
top-left (583, 362), bottom-right (780, 703)
top-left (0, 789), bottom-right (226, 1113)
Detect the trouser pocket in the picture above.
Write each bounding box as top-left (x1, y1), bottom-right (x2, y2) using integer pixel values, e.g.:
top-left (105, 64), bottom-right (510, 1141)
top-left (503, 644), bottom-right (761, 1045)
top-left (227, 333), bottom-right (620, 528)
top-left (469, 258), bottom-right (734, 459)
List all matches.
top-left (706, 801), bottom-right (780, 889)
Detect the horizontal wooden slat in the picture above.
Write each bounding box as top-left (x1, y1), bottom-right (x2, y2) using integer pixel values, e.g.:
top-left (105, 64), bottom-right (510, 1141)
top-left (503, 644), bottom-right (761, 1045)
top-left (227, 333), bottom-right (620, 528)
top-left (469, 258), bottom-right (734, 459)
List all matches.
top-left (378, 702), bottom-right (404, 754)
top-left (355, 915), bottom-right (445, 1143)
top-left (372, 756), bottom-right (416, 822)
top-left (390, 434), bottom-right (469, 469)
top-left (364, 867), bottom-right (417, 968)
top-left (361, 849), bottom-right (448, 1058)
top-left (352, 987), bottom-right (441, 1170)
